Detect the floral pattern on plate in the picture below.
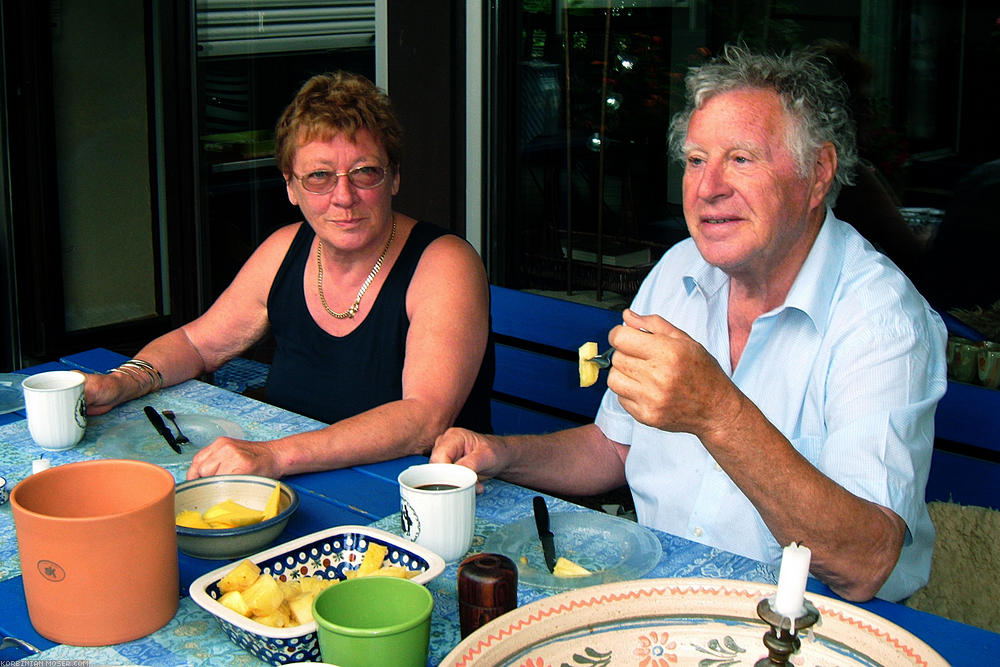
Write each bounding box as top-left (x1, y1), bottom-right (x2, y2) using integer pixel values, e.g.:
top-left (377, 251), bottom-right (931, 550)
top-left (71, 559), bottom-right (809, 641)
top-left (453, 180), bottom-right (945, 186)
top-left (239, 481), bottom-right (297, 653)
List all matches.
top-left (443, 578), bottom-right (948, 667)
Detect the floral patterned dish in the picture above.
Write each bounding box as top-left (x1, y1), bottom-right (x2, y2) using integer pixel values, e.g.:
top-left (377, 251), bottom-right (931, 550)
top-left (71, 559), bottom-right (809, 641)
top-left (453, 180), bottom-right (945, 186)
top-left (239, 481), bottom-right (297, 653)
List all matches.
top-left (441, 577), bottom-right (948, 667)
top-left (190, 524), bottom-right (445, 665)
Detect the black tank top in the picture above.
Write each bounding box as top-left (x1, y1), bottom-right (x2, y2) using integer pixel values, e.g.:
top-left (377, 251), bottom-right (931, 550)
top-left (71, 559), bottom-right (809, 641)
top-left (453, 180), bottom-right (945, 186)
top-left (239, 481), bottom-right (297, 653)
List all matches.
top-left (265, 221), bottom-right (493, 432)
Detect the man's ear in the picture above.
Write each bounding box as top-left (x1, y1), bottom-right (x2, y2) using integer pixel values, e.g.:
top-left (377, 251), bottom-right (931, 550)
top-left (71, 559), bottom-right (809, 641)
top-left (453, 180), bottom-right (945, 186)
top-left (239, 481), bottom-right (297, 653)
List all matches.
top-left (810, 142), bottom-right (838, 210)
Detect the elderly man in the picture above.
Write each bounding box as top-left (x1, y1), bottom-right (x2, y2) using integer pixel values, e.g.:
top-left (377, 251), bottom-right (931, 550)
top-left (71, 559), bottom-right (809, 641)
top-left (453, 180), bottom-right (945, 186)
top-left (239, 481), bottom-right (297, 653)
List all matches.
top-left (432, 45), bottom-right (946, 602)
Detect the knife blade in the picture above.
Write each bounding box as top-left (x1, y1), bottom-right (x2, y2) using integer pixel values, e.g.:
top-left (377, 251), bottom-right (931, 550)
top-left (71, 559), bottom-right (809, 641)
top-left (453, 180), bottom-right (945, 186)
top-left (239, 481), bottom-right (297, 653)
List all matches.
top-left (533, 495), bottom-right (557, 573)
top-left (143, 406), bottom-right (181, 454)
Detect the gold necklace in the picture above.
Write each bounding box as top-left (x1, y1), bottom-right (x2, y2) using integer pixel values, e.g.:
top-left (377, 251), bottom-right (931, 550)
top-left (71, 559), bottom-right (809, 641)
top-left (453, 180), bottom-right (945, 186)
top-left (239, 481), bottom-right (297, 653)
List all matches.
top-left (316, 217), bottom-right (397, 319)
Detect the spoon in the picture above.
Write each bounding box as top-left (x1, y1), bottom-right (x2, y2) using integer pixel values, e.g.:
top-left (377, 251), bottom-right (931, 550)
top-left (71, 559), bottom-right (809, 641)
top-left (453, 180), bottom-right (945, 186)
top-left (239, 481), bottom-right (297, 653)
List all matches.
top-left (161, 410), bottom-right (190, 444)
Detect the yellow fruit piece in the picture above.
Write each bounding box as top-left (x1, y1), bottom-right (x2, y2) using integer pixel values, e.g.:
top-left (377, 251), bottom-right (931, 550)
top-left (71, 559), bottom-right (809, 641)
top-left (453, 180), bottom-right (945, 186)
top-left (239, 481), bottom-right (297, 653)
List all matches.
top-left (299, 576), bottom-right (335, 594)
top-left (243, 573), bottom-right (283, 616)
top-left (175, 510), bottom-right (212, 529)
top-left (262, 482), bottom-right (282, 520)
top-left (202, 499), bottom-right (265, 527)
top-left (578, 341), bottom-right (600, 388)
top-left (277, 579), bottom-right (301, 599)
top-left (218, 559), bottom-right (261, 593)
top-left (208, 521), bottom-right (237, 529)
top-left (287, 592), bottom-right (316, 626)
top-left (253, 601), bottom-right (292, 628)
top-left (218, 590), bottom-right (251, 617)
top-left (372, 565), bottom-right (418, 579)
top-left (552, 556), bottom-right (592, 577)
top-left (356, 543), bottom-right (388, 576)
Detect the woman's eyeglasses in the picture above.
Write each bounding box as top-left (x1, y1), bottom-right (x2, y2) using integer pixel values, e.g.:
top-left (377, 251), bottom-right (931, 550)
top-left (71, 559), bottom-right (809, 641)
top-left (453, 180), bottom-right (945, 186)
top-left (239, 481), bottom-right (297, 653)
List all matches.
top-left (292, 165), bottom-right (387, 194)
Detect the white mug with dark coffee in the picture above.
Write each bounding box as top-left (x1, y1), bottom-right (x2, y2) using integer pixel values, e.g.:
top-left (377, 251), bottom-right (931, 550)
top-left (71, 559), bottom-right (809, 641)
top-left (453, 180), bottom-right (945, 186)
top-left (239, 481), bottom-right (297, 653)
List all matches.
top-left (398, 463), bottom-right (477, 562)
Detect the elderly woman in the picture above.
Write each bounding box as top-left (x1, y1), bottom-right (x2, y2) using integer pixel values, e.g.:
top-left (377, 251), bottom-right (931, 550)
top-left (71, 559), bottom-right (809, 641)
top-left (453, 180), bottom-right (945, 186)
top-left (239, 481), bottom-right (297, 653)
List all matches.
top-left (84, 71), bottom-right (493, 480)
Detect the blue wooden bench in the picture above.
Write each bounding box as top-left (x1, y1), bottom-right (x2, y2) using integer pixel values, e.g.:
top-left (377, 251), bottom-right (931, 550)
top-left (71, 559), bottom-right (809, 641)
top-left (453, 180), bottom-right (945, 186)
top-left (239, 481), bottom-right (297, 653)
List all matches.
top-left (60, 287), bottom-right (999, 510)
top-left (488, 286), bottom-right (1000, 509)
top-left (489, 286), bottom-right (620, 435)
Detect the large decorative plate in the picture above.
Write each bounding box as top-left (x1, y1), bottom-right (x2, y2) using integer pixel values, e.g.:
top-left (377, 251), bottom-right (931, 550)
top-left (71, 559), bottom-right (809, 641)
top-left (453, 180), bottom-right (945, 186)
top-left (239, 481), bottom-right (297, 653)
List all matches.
top-left (95, 414), bottom-right (244, 465)
top-left (0, 373), bottom-right (29, 414)
top-left (483, 510), bottom-right (661, 590)
top-left (441, 578), bottom-right (948, 667)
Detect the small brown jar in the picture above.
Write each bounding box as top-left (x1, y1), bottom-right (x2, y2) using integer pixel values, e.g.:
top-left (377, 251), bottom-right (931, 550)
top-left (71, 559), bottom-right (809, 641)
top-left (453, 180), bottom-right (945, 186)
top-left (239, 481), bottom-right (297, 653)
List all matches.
top-left (457, 552), bottom-right (518, 637)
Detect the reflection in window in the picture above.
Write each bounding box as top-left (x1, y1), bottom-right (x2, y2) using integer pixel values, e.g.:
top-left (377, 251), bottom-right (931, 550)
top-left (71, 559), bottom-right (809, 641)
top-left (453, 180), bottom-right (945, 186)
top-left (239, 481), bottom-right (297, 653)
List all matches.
top-left (488, 1), bottom-right (997, 315)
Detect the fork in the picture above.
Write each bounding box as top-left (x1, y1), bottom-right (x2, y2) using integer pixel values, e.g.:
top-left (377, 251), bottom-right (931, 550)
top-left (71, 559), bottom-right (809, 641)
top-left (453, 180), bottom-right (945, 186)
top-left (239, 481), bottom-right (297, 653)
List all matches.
top-left (162, 410), bottom-right (190, 444)
top-left (586, 348), bottom-right (614, 369)
top-left (587, 327), bottom-right (652, 369)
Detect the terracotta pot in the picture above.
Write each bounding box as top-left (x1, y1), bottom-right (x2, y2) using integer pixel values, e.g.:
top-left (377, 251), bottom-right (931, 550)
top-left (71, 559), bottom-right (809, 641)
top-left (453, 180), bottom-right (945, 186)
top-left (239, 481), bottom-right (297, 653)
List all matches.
top-left (11, 459), bottom-right (179, 645)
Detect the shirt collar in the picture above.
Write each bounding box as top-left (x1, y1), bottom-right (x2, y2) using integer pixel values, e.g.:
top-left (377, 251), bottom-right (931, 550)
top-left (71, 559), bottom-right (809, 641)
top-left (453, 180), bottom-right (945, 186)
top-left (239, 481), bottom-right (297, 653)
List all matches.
top-left (682, 207), bottom-right (845, 334)
top-left (783, 207), bottom-right (844, 334)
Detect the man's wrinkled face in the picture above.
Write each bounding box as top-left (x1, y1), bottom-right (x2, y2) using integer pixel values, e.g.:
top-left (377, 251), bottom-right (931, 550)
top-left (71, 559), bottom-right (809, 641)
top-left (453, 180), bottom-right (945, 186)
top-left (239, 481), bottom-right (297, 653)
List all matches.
top-left (681, 87), bottom-right (825, 283)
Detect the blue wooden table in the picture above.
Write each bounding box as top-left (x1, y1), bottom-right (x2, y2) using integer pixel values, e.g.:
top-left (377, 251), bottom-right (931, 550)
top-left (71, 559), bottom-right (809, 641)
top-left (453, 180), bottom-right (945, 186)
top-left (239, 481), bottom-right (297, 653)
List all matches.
top-left (1, 348), bottom-right (998, 665)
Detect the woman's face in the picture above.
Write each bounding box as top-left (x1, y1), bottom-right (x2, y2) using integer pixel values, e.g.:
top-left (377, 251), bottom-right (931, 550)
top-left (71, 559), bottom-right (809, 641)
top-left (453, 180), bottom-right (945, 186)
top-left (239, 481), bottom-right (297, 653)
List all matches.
top-left (286, 128), bottom-right (400, 253)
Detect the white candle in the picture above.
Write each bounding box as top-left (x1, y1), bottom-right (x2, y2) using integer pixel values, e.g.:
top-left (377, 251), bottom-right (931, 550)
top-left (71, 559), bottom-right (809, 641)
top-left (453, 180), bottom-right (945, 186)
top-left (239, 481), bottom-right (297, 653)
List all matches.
top-left (31, 458), bottom-right (51, 474)
top-left (774, 542), bottom-right (811, 617)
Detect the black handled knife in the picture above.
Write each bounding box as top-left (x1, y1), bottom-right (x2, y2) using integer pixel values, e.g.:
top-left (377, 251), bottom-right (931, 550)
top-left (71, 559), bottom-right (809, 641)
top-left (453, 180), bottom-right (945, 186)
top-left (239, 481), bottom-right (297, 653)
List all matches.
top-left (144, 406), bottom-right (181, 454)
top-left (533, 495), bottom-right (557, 573)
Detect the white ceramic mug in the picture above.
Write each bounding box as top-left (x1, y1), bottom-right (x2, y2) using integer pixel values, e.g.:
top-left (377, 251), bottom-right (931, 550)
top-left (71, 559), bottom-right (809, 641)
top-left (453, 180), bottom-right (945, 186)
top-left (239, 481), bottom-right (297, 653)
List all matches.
top-left (398, 463), bottom-right (477, 562)
top-left (21, 371), bottom-right (87, 451)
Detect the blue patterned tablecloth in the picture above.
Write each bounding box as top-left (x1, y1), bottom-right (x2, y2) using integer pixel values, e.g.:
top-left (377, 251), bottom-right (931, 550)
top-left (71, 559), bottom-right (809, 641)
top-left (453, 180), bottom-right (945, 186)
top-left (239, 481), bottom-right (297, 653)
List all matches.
top-left (371, 482), bottom-right (777, 666)
top-left (11, 475), bottom-right (776, 666)
top-left (0, 379), bottom-right (325, 583)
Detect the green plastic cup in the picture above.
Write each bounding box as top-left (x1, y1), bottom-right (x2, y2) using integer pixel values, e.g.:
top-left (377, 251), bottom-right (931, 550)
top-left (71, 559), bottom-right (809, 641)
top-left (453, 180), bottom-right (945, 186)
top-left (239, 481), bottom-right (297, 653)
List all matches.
top-left (312, 576), bottom-right (434, 667)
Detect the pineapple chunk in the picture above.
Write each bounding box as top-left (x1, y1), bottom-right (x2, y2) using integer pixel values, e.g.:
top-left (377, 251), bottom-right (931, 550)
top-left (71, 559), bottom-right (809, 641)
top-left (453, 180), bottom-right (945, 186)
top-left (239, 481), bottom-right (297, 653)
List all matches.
top-left (372, 566), bottom-right (418, 579)
top-left (218, 559), bottom-right (261, 593)
top-left (356, 543), bottom-right (388, 576)
top-left (578, 341), bottom-right (600, 388)
top-left (277, 579), bottom-right (301, 599)
top-left (254, 601), bottom-right (292, 628)
top-left (202, 500), bottom-right (264, 527)
top-left (262, 485), bottom-right (282, 520)
top-left (261, 482), bottom-right (282, 520)
top-left (175, 510), bottom-right (213, 529)
top-left (287, 592), bottom-right (317, 626)
top-left (218, 590), bottom-right (252, 617)
top-left (243, 573), bottom-right (284, 616)
top-left (552, 556), bottom-right (592, 577)
top-left (298, 576), bottom-right (334, 594)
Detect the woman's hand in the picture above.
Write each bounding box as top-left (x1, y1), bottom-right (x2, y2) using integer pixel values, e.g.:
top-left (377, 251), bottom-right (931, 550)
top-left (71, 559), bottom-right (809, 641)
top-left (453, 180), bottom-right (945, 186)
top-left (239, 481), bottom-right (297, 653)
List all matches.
top-left (83, 372), bottom-right (138, 416)
top-left (186, 437), bottom-right (282, 480)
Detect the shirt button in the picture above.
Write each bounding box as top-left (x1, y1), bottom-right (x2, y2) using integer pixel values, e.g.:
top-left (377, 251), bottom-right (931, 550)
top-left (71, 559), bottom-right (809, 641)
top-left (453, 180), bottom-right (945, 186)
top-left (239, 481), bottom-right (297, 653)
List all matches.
top-left (693, 527), bottom-right (703, 537)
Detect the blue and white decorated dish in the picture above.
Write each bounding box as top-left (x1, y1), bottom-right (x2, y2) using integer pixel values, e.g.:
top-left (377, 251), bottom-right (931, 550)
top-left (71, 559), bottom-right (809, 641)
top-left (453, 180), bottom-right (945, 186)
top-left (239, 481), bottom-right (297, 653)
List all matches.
top-left (189, 525), bottom-right (446, 665)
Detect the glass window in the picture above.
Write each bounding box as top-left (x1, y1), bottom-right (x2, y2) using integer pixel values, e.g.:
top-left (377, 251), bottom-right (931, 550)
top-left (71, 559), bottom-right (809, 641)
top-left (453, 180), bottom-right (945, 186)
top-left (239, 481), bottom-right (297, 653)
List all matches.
top-left (485, 0), bottom-right (1000, 315)
top-left (194, 1), bottom-right (378, 304)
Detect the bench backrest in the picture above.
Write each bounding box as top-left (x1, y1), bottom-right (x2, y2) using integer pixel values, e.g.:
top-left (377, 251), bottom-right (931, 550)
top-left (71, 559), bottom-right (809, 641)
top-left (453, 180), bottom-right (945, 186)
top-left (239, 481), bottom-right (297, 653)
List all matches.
top-left (489, 285), bottom-right (1000, 508)
top-left (490, 285), bottom-right (621, 435)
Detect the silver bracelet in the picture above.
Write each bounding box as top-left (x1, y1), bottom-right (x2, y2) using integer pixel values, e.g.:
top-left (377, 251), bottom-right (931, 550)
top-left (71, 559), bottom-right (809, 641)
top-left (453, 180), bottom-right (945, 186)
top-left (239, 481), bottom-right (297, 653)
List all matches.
top-left (110, 359), bottom-right (163, 391)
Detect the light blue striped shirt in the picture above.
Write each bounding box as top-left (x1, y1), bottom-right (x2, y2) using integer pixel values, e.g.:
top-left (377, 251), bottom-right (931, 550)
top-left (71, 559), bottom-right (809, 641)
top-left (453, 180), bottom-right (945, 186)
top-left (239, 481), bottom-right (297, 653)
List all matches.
top-left (596, 209), bottom-right (946, 601)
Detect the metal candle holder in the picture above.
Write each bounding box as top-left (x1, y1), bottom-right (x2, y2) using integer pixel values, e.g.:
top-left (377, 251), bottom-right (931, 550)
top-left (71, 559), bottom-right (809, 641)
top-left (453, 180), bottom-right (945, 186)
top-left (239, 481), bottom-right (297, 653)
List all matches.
top-left (755, 596), bottom-right (820, 666)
